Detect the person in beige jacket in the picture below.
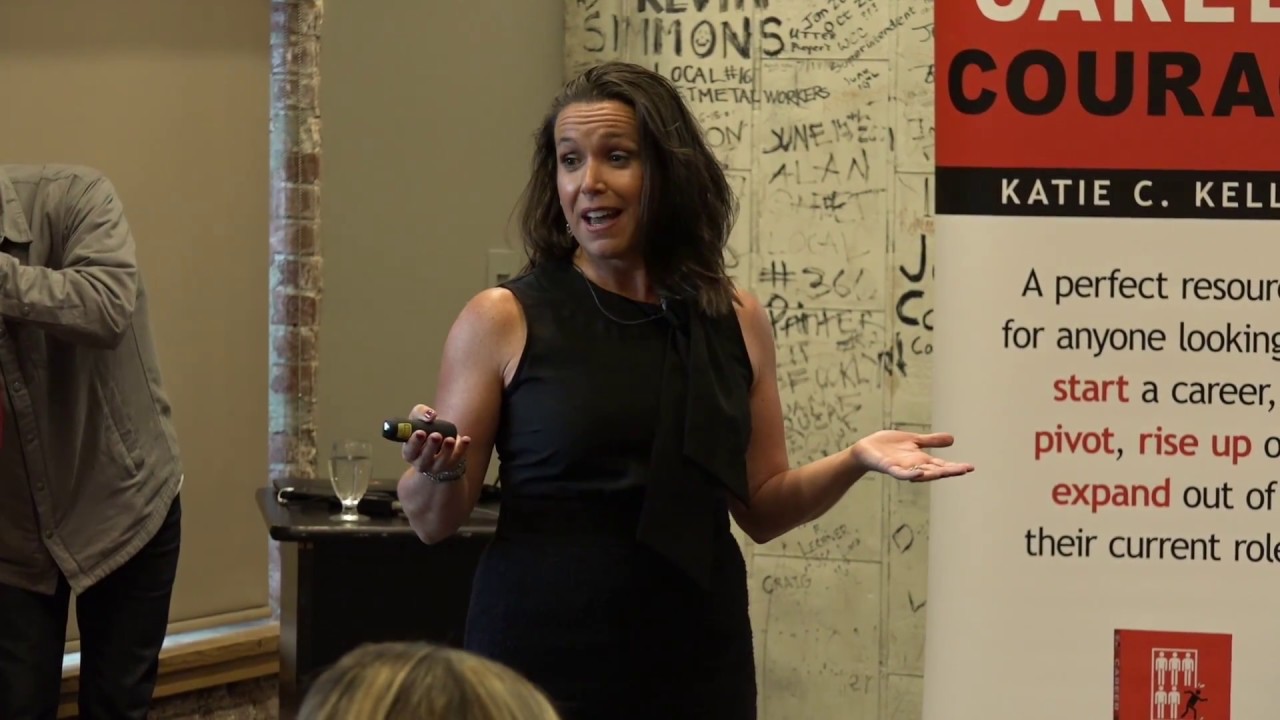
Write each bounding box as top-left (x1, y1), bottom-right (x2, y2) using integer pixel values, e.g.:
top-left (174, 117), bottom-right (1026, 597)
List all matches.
top-left (0, 164), bottom-right (183, 719)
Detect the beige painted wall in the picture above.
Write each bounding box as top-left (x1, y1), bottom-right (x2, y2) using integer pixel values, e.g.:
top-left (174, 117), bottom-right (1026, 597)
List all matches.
top-left (0, 0), bottom-right (271, 640)
top-left (315, 0), bottom-right (566, 480)
top-left (0, 0), bottom-right (569, 655)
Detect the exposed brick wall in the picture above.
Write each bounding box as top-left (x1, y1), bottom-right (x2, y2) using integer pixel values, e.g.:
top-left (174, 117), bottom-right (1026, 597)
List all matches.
top-left (269, 0), bottom-right (323, 483)
top-left (268, 0), bottom-right (324, 616)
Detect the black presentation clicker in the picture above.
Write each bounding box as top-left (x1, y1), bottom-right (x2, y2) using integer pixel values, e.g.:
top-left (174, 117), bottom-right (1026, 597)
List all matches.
top-left (381, 418), bottom-right (459, 442)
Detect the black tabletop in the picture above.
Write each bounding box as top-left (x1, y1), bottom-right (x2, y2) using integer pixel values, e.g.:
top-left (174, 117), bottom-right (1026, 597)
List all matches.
top-left (255, 486), bottom-right (499, 542)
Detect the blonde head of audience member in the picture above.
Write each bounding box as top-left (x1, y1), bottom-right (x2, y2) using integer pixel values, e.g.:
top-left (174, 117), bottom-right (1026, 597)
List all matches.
top-left (297, 641), bottom-right (562, 720)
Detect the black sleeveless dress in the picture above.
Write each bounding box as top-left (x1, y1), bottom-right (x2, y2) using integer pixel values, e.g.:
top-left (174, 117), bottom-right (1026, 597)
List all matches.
top-left (462, 259), bottom-right (758, 720)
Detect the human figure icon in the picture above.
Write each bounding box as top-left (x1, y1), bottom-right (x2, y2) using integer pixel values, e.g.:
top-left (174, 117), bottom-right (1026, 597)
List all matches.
top-left (1167, 687), bottom-right (1181, 716)
top-left (1156, 652), bottom-right (1169, 685)
top-left (1169, 652), bottom-right (1182, 678)
top-left (1182, 652), bottom-right (1195, 686)
top-left (1154, 686), bottom-right (1167, 718)
top-left (1179, 684), bottom-right (1206, 718)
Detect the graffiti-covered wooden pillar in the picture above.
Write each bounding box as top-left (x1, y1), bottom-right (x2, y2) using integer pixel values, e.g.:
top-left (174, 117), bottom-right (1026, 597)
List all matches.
top-left (268, 0), bottom-right (324, 614)
top-left (562, 2), bottom-right (940, 718)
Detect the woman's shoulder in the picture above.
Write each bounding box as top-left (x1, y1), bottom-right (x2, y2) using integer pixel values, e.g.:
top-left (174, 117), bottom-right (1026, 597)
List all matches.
top-left (442, 286), bottom-right (528, 385)
top-left (450, 258), bottom-right (574, 356)
top-left (451, 286), bottom-right (526, 347)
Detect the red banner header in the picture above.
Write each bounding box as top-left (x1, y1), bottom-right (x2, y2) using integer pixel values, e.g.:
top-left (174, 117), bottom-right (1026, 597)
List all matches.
top-left (936, 0), bottom-right (1280, 171)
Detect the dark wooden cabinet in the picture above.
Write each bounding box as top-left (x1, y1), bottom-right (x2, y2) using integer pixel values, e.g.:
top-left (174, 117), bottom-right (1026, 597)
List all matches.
top-left (255, 487), bottom-right (496, 719)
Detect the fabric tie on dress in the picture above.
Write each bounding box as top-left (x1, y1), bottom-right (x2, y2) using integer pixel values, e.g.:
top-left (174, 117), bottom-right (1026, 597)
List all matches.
top-left (636, 298), bottom-right (751, 591)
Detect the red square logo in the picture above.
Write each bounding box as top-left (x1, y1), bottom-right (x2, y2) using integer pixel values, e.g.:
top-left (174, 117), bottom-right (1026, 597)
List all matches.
top-left (1114, 629), bottom-right (1232, 720)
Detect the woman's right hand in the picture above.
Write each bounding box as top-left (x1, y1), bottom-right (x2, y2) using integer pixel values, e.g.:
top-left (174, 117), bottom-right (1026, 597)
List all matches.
top-left (400, 403), bottom-right (471, 479)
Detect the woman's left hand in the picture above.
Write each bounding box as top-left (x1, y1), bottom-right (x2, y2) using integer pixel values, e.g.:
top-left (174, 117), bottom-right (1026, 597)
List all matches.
top-left (852, 430), bottom-right (975, 482)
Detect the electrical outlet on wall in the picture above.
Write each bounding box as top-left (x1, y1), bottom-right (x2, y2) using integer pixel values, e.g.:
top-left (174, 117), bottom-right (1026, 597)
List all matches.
top-left (487, 248), bottom-right (520, 286)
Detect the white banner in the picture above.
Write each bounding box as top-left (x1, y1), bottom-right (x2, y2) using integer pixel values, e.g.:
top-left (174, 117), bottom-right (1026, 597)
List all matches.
top-left (924, 3), bottom-right (1279, 718)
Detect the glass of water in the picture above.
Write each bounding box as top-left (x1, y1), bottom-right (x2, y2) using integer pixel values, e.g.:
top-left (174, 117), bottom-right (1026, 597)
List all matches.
top-left (329, 439), bottom-right (372, 522)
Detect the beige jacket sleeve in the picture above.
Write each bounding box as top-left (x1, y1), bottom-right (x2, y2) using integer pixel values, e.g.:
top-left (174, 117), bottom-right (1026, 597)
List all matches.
top-left (0, 173), bottom-right (139, 348)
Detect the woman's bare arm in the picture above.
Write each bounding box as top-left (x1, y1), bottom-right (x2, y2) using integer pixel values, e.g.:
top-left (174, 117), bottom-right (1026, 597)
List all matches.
top-left (397, 287), bottom-right (525, 543)
top-left (727, 290), bottom-right (971, 543)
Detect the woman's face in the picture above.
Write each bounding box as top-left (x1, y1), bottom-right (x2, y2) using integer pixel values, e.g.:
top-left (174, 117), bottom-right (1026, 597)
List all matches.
top-left (554, 100), bottom-right (645, 263)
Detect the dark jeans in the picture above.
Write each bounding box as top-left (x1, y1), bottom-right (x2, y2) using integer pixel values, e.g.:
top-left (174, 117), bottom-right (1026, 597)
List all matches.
top-left (0, 494), bottom-right (181, 720)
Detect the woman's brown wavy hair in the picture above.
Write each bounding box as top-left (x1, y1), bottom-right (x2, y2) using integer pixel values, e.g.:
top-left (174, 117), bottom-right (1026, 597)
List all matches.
top-left (514, 61), bottom-right (739, 317)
